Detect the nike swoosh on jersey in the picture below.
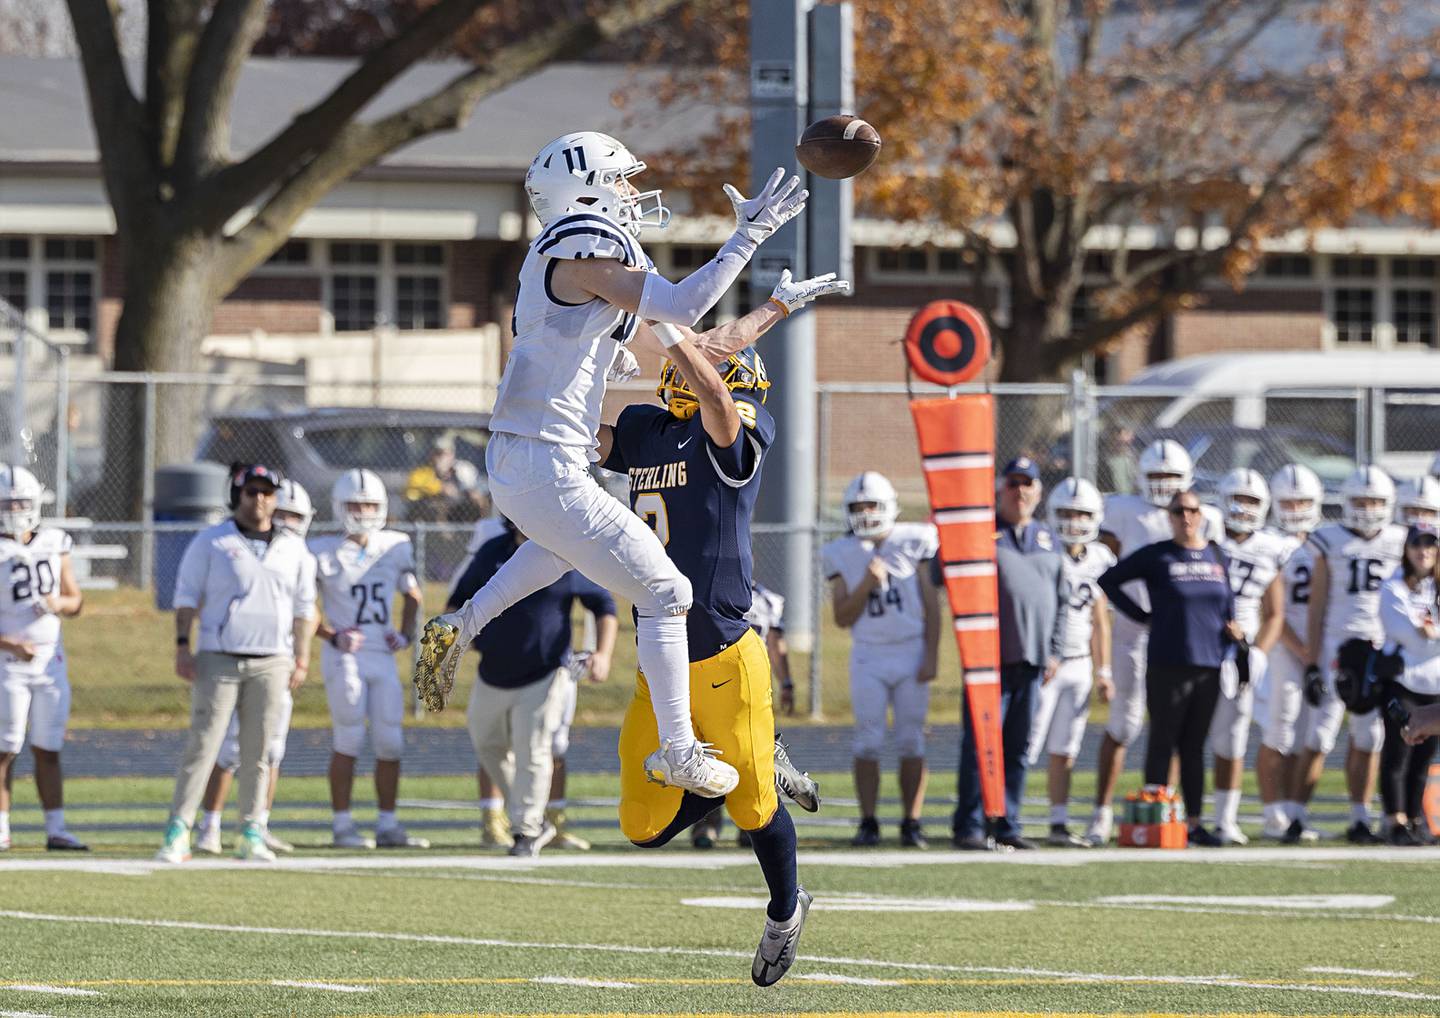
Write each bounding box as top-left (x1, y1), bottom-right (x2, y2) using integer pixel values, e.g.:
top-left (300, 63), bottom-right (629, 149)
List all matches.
top-left (710, 679), bottom-right (733, 689)
top-left (679, 437), bottom-right (693, 449)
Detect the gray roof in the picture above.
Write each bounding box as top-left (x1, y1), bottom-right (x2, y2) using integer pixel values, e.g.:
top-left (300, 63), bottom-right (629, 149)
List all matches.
top-left (0, 56), bottom-right (722, 177)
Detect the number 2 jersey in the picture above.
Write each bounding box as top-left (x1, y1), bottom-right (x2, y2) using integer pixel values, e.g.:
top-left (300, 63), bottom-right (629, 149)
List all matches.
top-left (822, 523), bottom-right (939, 647)
top-left (1221, 528), bottom-right (1297, 642)
top-left (0, 527), bottom-right (71, 673)
top-left (1307, 522), bottom-right (1407, 645)
top-left (602, 392), bottom-right (776, 661)
top-left (1056, 543), bottom-right (1117, 660)
top-left (308, 531), bottom-right (416, 647)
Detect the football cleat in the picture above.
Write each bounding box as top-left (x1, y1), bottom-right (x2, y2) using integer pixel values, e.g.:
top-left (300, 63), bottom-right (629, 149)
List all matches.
top-left (1188, 825), bottom-right (1223, 848)
top-left (45, 832), bottom-right (89, 852)
top-left (643, 739), bottom-right (739, 798)
top-left (0, 834), bottom-right (10, 852)
top-left (1261, 815), bottom-right (1291, 841)
top-left (194, 826), bottom-right (224, 855)
top-left (376, 824), bottom-right (430, 849)
top-left (773, 736), bottom-right (820, 812)
top-left (509, 820), bottom-right (557, 858)
top-left (851, 817), bottom-right (880, 847)
top-left (1047, 824), bottom-right (1089, 848)
top-left (235, 822), bottom-right (276, 861)
top-left (262, 828), bottom-right (295, 854)
top-left (481, 807), bottom-right (511, 848)
top-left (1217, 824), bottom-right (1250, 847)
top-left (333, 824), bottom-right (376, 850)
top-left (752, 887), bottom-right (812, 987)
top-left (414, 614), bottom-right (466, 712)
top-left (1346, 820), bottom-right (1384, 846)
top-left (547, 808), bottom-right (590, 851)
top-left (155, 819), bottom-right (191, 864)
top-left (1084, 811), bottom-right (1113, 848)
top-left (1387, 823), bottom-right (1420, 847)
top-left (1282, 818), bottom-right (1320, 844)
top-left (899, 818), bottom-right (928, 850)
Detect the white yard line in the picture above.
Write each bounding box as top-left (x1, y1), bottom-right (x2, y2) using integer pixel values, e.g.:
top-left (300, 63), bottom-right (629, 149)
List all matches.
top-left (0, 1010), bottom-right (59, 1018)
top-left (1064, 900), bottom-right (1440, 925)
top-left (1, 987), bottom-right (100, 997)
top-left (269, 981), bottom-right (372, 994)
top-left (1306, 966), bottom-right (1416, 978)
top-left (531, 976), bottom-right (636, 989)
top-left (1, 909), bottom-right (1438, 1003)
top-left (797, 973), bottom-right (902, 986)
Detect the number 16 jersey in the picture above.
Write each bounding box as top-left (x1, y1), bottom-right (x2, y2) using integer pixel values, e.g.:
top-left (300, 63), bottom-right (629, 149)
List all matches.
top-left (309, 532), bottom-right (416, 646)
top-left (822, 524), bottom-right (939, 647)
top-left (1307, 522), bottom-right (1406, 644)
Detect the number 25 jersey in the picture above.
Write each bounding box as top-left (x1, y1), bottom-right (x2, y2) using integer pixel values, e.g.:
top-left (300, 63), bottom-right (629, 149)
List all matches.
top-left (0, 527), bottom-right (71, 670)
top-left (1307, 522), bottom-right (1406, 644)
top-left (309, 532), bottom-right (415, 647)
top-left (822, 523), bottom-right (939, 647)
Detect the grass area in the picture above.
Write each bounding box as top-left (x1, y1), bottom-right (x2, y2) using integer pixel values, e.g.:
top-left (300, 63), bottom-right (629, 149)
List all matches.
top-left (67, 583), bottom-right (984, 729)
top-left (2, 770), bottom-right (1438, 1017)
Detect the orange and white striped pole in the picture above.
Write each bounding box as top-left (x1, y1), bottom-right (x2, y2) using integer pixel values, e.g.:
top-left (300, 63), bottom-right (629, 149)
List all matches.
top-left (904, 302), bottom-right (1006, 821)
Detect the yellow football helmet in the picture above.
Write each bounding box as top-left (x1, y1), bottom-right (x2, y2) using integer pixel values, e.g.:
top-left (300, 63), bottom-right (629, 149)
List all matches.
top-left (657, 347), bottom-right (770, 420)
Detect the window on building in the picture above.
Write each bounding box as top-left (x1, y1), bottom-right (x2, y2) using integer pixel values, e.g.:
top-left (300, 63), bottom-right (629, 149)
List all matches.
top-left (325, 241), bottom-right (446, 332)
top-left (264, 240), bottom-right (311, 266)
top-left (874, 249), bottom-right (930, 276)
top-left (937, 249), bottom-right (965, 274)
top-left (330, 242), bottom-right (380, 267)
top-left (331, 274), bottom-right (379, 332)
top-left (1, 270), bottom-right (24, 310)
top-left (395, 274), bottom-right (443, 330)
top-left (1, 238), bottom-right (29, 261)
top-left (1262, 254), bottom-right (1314, 278)
top-left (1394, 288), bottom-right (1435, 346)
top-left (45, 271), bottom-right (93, 331)
top-left (44, 238), bottom-right (95, 262)
top-left (1331, 256), bottom-right (1378, 279)
top-left (1392, 257), bottom-right (1437, 281)
top-left (1332, 287), bottom-right (1375, 343)
top-left (394, 243), bottom-right (444, 267)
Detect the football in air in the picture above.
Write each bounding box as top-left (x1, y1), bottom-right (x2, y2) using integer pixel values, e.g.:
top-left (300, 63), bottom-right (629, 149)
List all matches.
top-left (795, 115), bottom-right (882, 179)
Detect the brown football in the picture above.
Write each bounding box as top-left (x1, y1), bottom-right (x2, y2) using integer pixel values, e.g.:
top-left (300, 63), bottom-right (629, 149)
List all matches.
top-left (795, 115), bottom-right (881, 179)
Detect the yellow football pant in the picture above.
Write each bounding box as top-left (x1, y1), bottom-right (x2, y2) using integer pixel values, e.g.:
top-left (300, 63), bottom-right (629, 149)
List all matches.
top-left (618, 628), bottom-right (778, 842)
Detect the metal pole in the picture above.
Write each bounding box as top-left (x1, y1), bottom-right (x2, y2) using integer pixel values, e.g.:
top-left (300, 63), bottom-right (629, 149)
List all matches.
top-left (140, 378), bottom-right (157, 590)
top-left (54, 348), bottom-right (70, 519)
top-left (12, 322), bottom-right (27, 466)
top-left (1368, 386), bottom-right (1386, 469)
top-left (1069, 368), bottom-right (1090, 483)
top-left (1353, 386), bottom-right (1370, 468)
top-left (809, 387), bottom-right (830, 719)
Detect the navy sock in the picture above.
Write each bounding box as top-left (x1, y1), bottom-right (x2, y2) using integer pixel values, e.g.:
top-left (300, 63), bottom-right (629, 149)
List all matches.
top-left (636, 792), bottom-right (721, 848)
top-left (748, 804), bottom-right (799, 922)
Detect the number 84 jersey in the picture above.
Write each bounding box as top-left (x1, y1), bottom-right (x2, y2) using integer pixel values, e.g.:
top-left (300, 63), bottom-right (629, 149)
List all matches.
top-left (0, 527), bottom-right (71, 669)
top-left (309, 532), bottom-right (417, 647)
top-left (1307, 522), bottom-right (1407, 643)
top-left (822, 523), bottom-right (939, 646)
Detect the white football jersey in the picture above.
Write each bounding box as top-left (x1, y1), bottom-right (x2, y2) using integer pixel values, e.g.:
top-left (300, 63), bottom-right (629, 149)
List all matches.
top-left (1102, 493), bottom-right (1224, 614)
top-left (310, 531), bottom-right (417, 646)
top-left (1307, 522), bottom-right (1407, 644)
top-left (822, 522), bottom-right (939, 645)
top-left (745, 582), bottom-right (786, 641)
top-left (1280, 539), bottom-right (1315, 639)
top-left (488, 211), bottom-right (653, 453)
top-left (1057, 543), bottom-right (1116, 660)
top-left (1222, 528), bottom-right (1296, 641)
top-left (0, 527), bottom-right (71, 669)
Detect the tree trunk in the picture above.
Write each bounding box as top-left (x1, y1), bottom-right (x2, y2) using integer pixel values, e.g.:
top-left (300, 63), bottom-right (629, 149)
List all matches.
top-left (998, 296), bottom-right (1068, 383)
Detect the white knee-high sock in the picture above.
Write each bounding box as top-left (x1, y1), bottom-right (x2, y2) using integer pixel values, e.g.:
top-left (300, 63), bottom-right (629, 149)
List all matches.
top-left (636, 611), bottom-right (695, 751)
top-left (1214, 788), bottom-right (1241, 829)
top-left (456, 540), bottom-right (569, 639)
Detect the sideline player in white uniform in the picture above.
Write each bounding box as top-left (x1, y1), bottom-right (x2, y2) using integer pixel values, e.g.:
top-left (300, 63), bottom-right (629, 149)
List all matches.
top-left (1256, 464), bottom-right (1325, 840)
top-left (1208, 469), bottom-right (1292, 845)
top-left (824, 471), bottom-right (941, 849)
top-left (1396, 476), bottom-right (1440, 528)
top-left (1029, 478), bottom-right (1112, 848)
top-left (195, 479), bottom-right (314, 856)
top-left (0, 465), bottom-right (85, 851)
top-left (1294, 466), bottom-right (1405, 844)
top-left (417, 131), bottom-right (848, 799)
top-left (1086, 440), bottom-right (1223, 845)
top-left (311, 471), bottom-right (427, 849)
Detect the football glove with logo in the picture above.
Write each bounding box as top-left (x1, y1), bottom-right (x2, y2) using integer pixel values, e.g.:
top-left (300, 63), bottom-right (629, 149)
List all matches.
top-left (725, 167), bottom-right (807, 245)
top-left (769, 268), bottom-right (852, 316)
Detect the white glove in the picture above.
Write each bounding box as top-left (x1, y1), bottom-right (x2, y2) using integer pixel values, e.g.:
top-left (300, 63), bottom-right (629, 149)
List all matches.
top-left (769, 269), bottom-right (852, 316)
top-left (332, 628), bottom-right (365, 653)
top-left (384, 630), bottom-right (412, 652)
top-left (606, 346), bottom-right (641, 383)
top-left (724, 167), bottom-right (807, 245)
top-left (1248, 645), bottom-right (1268, 689)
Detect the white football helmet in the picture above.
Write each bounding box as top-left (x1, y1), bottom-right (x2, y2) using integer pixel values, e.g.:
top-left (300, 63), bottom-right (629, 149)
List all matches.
top-left (1137, 439), bottom-right (1194, 506)
top-left (0, 463), bottom-right (42, 538)
top-left (1219, 467), bottom-right (1270, 535)
top-left (844, 471), bottom-right (899, 539)
top-left (331, 469), bottom-right (388, 535)
top-left (1340, 465), bottom-right (1395, 535)
top-left (1396, 476), bottom-right (1440, 527)
top-left (1046, 477), bottom-right (1103, 545)
top-left (525, 132), bottom-right (669, 238)
top-left (1269, 463), bottom-right (1323, 535)
top-left (273, 479), bottom-right (314, 538)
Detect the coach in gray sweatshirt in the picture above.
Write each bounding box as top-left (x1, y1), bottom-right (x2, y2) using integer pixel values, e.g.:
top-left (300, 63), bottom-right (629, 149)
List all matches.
top-left (953, 457), bottom-right (1065, 851)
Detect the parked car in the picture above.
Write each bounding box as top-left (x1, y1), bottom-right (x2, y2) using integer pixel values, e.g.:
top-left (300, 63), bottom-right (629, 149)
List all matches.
top-left (195, 407), bottom-right (491, 521)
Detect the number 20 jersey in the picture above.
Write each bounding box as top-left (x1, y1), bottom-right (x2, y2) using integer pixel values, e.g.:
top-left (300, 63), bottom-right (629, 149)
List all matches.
top-left (309, 532), bottom-right (416, 647)
top-left (0, 527), bottom-right (71, 671)
top-left (1307, 522), bottom-right (1406, 644)
top-left (822, 523), bottom-right (939, 647)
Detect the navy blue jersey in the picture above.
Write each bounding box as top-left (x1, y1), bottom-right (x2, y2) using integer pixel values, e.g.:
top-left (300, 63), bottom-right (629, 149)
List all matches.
top-left (603, 394), bottom-right (775, 661)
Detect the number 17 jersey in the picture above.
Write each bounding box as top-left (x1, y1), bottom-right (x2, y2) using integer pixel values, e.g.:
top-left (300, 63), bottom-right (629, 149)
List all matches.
top-left (309, 532), bottom-right (416, 645)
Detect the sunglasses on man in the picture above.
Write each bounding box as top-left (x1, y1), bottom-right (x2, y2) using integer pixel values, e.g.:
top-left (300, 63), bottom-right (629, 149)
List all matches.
top-left (241, 485), bottom-right (276, 499)
top-left (1004, 476), bottom-right (1037, 489)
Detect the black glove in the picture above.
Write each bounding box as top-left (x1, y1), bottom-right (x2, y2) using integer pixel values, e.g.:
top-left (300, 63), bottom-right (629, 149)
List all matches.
top-left (1235, 642), bottom-right (1251, 689)
top-left (1384, 696), bottom-right (1411, 728)
top-left (1303, 665), bottom-right (1325, 708)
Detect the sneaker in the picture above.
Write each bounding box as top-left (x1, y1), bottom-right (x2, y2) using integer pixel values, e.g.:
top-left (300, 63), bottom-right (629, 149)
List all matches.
top-left (772, 736), bottom-right (820, 812)
top-left (751, 887), bottom-right (812, 987)
top-left (546, 808), bottom-right (590, 851)
top-left (414, 614), bottom-right (467, 712)
top-left (1411, 821), bottom-right (1438, 846)
top-left (481, 807), bottom-right (511, 848)
top-left (1084, 811), bottom-right (1113, 848)
top-left (997, 834), bottom-right (1037, 850)
top-left (899, 818), bottom-right (928, 849)
top-left (194, 826), bottom-right (224, 856)
top-left (1217, 824), bottom-right (1250, 847)
top-left (850, 817), bottom-right (880, 847)
top-left (236, 822), bottom-right (276, 861)
top-left (155, 819), bottom-right (191, 864)
top-left (45, 832), bottom-right (89, 851)
top-left (953, 833), bottom-right (996, 851)
top-left (1188, 825), bottom-right (1223, 847)
top-left (1047, 824), bottom-right (1088, 848)
top-left (332, 824), bottom-right (376, 850)
top-left (508, 820), bottom-right (557, 858)
top-left (643, 740), bottom-right (739, 798)
top-left (1281, 817), bottom-right (1320, 844)
top-left (1387, 823), bottom-right (1420, 847)
top-left (1346, 820), bottom-right (1384, 845)
top-left (376, 825), bottom-right (430, 849)
top-left (262, 828), bottom-right (294, 854)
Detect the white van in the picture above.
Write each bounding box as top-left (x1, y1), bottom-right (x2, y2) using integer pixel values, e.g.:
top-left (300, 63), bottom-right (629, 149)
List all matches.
top-left (1105, 351), bottom-right (1440, 483)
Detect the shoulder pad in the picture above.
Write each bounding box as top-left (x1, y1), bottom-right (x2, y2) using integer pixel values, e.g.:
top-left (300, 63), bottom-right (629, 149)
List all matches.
top-left (535, 214), bottom-right (638, 265)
